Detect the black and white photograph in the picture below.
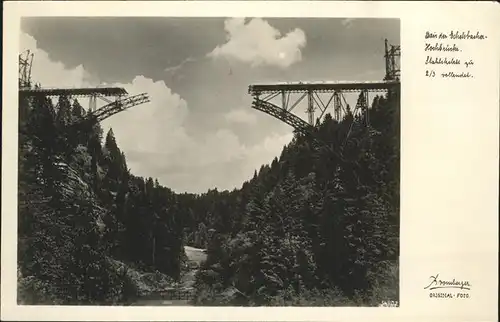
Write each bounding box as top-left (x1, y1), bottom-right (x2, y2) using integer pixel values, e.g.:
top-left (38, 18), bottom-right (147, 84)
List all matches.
top-left (17, 17), bottom-right (400, 307)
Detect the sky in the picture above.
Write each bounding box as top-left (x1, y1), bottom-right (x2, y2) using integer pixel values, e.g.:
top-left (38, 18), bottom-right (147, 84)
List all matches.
top-left (20, 17), bottom-right (399, 194)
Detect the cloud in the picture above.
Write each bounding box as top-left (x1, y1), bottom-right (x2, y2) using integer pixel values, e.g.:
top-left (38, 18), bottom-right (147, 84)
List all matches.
top-left (224, 108), bottom-right (258, 125)
top-left (105, 78), bottom-right (294, 193)
top-left (103, 76), bottom-right (191, 157)
top-left (102, 76), bottom-right (292, 193)
top-left (341, 18), bottom-right (355, 29)
top-left (208, 18), bottom-right (306, 69)
top-left (122, 130), bottom-right (294, 193)
top-left (164, 57), bottom-right (196, 74)
top-left (19, 31), bottom-right (293, 193)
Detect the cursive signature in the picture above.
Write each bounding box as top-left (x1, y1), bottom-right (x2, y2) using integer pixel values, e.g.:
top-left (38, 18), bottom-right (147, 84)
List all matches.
top-left (424, 274), bottom-right (471, 290)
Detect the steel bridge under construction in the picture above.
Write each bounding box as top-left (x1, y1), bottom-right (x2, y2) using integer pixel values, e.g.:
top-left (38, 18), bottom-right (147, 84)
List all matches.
top-left (248, 39), bottom-right (401, 135)
top-left (18, 50), bottom-right (150, 125)
top-left (19, 39), bottom-right (399, 139)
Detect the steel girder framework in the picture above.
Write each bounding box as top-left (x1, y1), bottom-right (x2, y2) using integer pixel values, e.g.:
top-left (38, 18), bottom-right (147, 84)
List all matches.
top-left (18, 50), bottom-right (151, 128)
top-left (384, 39), bottom-right (401, 81)
top-left (19, 50), bottom-right (34, 89)
top-left (20, 87), bottom-right (128, 98)
top-left (252, 99), bottom-right (313, 135)
top-left (91, 93), bottom-right (150, 123)
top-left (248, 80), bottom-right (399, 94)
top-left (18, 51), bottom-right (134, 113)
top-left (20, 87), bottom-right (129, 113)
top-left (19, 84), bottom-right (150, 125)
top-left (248, 81), bottom-right (398, 133)
top-left (247, 40), bottom-right (401, 135)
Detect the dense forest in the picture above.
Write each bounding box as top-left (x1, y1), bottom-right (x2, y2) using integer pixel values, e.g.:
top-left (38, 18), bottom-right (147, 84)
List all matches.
top-left (17, 88), bottom-right (399, 306)
top-left (18, 94), bottom-right (186, 304)
top-left (189, 91), bottom-right (400, 306)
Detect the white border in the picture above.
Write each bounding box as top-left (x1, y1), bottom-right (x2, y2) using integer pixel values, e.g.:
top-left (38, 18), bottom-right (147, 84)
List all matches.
top-left (2, 1), bottom-right (500, 321)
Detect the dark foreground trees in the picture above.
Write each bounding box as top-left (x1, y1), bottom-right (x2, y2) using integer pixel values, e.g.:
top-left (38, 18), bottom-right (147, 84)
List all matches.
top-left (18, 96), bottom-right (184, 304)
top-left (191, 92), bottom-right (400, 306)
top-left (18, 90), bottom-right (399, 306)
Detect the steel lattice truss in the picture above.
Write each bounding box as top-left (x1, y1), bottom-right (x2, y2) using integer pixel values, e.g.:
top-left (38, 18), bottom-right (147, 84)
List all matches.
top-left (91, 93), bottom-right (150, 123)
top-left (19, 51), bottom-right (151, 126)
top-left (21, 86), bottom-right (149, 124)
top-left (20, 87), bottom-right (128, 98)
top-left (248, 39), bottom-right (401, 135)
top-left (248, 80), bottom-right (399, 94)
top-left (384, 39), bottom-right (401, 81)
top-left (20, 87), bottom-right (130, 112)
top-left (252, 99), bottom-right (313, 135)
top-left (248, 81), bottom-right (399, 133)
top-left (19, 85), bottom-right (151, 126)
top-left (19, 50), bottom-right (34, 89)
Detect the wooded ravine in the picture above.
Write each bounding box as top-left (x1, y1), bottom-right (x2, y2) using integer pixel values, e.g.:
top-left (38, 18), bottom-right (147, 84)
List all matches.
top-left (18, 90), bottom-right (399, 306)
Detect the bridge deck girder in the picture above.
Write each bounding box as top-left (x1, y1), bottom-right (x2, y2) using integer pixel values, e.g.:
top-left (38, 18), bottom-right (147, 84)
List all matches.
top-left (19, 87), bottom-right (128, 97)
top-left (248, 80), bottom-right (400, 95)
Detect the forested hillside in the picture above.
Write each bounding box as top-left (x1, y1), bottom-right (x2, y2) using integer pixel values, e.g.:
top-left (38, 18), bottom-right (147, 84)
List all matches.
top-left (189, 91), bottom-right (400, 306)
top-left (17, 95), bottom-right (185, 304)
top-left (17, 89), bottom-right (399, 306)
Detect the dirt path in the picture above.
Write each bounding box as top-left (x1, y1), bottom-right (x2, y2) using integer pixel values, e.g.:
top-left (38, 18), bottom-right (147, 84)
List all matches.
top-left (133, 246), bottom-right (206, 306)
top-left (181, 246), bottom-right (207, 288)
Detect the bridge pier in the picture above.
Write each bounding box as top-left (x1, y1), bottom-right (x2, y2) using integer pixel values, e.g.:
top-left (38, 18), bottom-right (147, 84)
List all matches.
top-left (307, 89), bottom-right (315, 125)
top-left (89, 94), bottom-right (97, 113)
